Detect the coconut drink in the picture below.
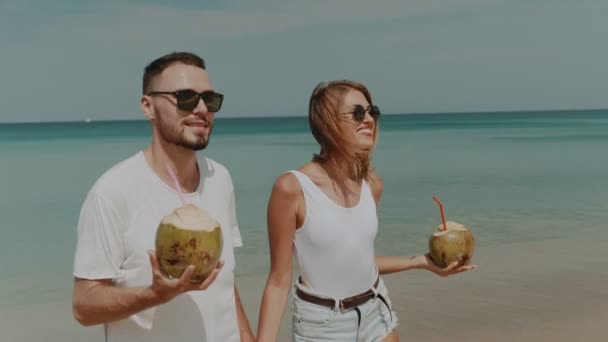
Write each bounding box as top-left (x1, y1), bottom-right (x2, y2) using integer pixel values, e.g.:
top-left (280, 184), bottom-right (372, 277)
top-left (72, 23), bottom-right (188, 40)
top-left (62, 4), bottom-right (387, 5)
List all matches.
top-left (155, 204), bottom-right (223, 283)
top-left (428, 197), bottom-right (475, 268)
top-left (428, 220), bottom-right (475, 268)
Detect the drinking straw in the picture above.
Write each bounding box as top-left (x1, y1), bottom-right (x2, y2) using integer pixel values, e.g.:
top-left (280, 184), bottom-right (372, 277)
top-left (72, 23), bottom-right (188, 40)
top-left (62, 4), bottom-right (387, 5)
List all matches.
top-left (432, 196), bottom-right (447, 231)
top-left (166, 164), bottom-right (186, 206)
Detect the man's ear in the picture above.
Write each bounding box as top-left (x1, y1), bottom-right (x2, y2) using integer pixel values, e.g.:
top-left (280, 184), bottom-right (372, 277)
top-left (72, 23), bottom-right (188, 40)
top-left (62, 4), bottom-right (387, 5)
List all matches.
top-left (141, 95), bottom-right (155, 120)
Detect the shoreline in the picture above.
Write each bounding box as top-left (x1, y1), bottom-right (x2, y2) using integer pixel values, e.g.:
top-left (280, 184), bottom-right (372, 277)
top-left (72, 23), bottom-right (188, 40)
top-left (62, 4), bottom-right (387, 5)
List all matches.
top-left (1, 237), bottom-right (606, 341)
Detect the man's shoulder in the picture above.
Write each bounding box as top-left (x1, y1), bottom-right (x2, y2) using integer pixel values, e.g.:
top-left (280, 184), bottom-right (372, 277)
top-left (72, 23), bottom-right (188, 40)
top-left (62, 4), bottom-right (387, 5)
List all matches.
top-left (89, 151), bottom-right (145, 198)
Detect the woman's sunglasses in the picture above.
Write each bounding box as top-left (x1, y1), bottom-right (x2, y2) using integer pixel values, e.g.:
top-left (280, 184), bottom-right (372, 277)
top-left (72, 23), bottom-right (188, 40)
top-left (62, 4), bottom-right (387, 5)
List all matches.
top-left (147, 89), bottom-right (224, 112)
top-left (346, 104), bottom-right (381, 122)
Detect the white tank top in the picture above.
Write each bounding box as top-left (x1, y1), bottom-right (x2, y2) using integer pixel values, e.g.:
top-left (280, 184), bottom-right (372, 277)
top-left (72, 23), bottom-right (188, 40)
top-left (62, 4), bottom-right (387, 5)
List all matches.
top-left (289, 170), bottom-right (378, 298)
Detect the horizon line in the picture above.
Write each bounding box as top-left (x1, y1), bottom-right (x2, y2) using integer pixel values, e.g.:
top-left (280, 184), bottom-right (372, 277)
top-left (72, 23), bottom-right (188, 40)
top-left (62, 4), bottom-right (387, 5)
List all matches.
top-left (1, 107), bottom-right (606, 125)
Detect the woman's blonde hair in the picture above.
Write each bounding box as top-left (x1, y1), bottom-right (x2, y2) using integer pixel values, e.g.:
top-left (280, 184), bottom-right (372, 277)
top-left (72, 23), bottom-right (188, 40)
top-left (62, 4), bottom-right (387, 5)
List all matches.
top-left (308, 80), bottom-right (379, 182)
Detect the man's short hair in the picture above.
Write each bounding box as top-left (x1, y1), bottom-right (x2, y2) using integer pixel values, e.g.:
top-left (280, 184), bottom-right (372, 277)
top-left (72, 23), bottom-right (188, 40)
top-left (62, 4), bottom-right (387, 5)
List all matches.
top-left (142, 52), bottom-right (206, 94)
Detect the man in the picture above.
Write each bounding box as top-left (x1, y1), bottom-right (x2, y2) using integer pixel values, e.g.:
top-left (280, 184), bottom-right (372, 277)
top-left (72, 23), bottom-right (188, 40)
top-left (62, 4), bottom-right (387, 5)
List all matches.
top-left (72, 52), bottom-right (254, 342)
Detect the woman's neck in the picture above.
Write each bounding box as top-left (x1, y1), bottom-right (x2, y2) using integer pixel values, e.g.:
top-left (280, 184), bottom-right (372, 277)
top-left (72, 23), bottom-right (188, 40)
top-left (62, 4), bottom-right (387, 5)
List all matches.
top-left (317, 149), bottom-right (368, 182)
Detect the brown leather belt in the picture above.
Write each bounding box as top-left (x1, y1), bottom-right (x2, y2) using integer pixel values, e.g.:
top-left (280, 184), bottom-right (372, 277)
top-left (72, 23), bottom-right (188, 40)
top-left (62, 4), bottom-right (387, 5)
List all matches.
top-left (295, 277), bottom-right (380, 311)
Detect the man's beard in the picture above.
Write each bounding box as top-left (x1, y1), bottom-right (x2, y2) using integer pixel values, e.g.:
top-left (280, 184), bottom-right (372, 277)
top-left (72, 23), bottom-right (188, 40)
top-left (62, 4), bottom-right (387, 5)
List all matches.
top-left (158, 116), bottom-right (212, 151)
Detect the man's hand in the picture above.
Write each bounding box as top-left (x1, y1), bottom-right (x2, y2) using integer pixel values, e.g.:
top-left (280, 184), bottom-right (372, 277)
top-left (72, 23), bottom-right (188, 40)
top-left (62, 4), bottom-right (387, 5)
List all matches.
top-left (147, 250), bottom-right (224, 303)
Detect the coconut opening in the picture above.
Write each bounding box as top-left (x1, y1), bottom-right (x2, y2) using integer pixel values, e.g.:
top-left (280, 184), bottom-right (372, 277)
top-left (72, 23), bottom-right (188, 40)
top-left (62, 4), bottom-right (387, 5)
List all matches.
top-left (433, 220), bottom-right (468, 236)
top-left (161, 204), bottom-right (220, 232)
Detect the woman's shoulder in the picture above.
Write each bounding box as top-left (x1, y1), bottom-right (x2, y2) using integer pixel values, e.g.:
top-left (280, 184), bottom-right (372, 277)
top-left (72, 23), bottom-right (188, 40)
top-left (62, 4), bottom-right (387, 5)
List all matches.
top-left (272, 167), bottom-right (308, 198)
top-left (367, 170), bottom-right (384, 202)
top-left (295, 162), bottom-right (317, 175)
top-left (368, 169), bottom-right (383, 185)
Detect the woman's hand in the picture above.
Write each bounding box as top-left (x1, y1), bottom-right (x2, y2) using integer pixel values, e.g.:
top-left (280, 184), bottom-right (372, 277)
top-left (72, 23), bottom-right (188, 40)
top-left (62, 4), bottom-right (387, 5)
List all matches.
top-left (422, 253), bottom-right (477, 277)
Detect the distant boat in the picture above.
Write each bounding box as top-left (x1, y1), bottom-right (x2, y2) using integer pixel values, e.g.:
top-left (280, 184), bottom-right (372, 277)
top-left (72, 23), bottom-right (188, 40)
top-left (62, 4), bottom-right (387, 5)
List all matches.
top-left (84, 118), bottom-right (92, 123)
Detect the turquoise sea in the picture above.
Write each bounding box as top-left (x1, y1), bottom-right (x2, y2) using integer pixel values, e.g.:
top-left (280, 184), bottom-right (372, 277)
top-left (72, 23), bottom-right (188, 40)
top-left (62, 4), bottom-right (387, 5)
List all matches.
top-left (1, 110), bottom-right (608, 340)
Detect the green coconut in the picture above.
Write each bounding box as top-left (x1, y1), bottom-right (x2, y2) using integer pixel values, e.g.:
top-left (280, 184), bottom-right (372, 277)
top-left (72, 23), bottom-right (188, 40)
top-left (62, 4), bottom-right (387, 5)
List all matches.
top-left (428, 220), bottom-right (475, 268)
top-left (155, 204), bottom-right (223, 283)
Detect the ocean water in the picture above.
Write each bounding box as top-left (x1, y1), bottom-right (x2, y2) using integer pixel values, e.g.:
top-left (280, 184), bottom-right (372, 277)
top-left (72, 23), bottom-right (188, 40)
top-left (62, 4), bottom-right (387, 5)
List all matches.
top-left (1, 110), bottom-right (607, 312)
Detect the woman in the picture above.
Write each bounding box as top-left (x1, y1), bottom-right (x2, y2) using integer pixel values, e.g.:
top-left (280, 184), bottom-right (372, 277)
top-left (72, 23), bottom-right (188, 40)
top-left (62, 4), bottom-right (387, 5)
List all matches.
top-left (257, 80), bottom-right (476, 341)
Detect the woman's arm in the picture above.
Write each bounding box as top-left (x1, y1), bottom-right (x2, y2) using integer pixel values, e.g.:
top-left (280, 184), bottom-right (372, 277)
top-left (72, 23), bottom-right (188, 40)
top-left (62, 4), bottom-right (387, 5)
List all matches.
top-left (234, 286), bottom-right (255, 341)
top-left (369, 172), bottom-right (476, 277)
top-left (376, 254), bottom-right (476, 276)
top-left (256, 173), bottom-right (302, 342)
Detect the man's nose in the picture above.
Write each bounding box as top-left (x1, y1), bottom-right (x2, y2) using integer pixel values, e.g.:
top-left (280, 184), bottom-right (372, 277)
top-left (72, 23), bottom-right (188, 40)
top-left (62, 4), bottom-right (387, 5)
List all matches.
top-left (191, 96), bottom-right (209, 114)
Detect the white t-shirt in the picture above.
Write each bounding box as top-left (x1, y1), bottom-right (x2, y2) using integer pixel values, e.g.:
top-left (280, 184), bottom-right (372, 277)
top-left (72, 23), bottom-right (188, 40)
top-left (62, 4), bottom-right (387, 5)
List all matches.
top-left (73, 151), bottom-right (243, 342)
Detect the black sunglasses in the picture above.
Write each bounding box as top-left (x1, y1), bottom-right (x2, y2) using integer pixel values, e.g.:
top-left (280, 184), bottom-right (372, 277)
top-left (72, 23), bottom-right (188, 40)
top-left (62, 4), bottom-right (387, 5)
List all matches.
top-left (147, 89), bottom-right (224, 112)
top-left (347, 104), bottom-right (381, 122)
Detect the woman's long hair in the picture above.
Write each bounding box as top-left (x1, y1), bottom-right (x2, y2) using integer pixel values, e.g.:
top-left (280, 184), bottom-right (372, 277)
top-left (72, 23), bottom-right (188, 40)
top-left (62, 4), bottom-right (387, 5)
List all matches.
top-left (308, 80), bottom-right (379, 182)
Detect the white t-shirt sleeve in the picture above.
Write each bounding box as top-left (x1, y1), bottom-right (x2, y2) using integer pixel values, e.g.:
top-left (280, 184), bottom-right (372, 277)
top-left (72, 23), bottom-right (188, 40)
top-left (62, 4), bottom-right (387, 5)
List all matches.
top-left (73, 191), bottom-right (125, 280)
top-left (228, 181), bottom-right (243, 248)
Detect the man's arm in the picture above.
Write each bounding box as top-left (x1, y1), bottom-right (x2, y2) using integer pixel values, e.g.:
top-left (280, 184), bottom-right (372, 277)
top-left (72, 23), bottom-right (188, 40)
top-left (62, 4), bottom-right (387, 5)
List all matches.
top-left (234, 286), bottom-right (255, 342)
top-left (73, 278), bottom-right (163, 326)
top-left (72, 250), bottom-right (223, 326)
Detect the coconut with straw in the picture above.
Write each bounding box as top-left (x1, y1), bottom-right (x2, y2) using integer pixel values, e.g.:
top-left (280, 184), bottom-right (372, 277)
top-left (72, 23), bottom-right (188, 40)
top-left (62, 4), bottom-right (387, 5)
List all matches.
top-left (428, 197), bottom-right (475, 268)
top-left (155, 165), bottom-right (223, 283)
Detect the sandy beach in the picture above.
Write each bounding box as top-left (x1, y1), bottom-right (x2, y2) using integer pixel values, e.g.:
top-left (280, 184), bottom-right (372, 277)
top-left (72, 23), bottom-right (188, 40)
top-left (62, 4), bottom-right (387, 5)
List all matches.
top-left (238, 237), bottom-right (608, 341)
top-left (3, 0), bottom-right (608, 338)
top-left (3, 236), bottom-right (606, 342)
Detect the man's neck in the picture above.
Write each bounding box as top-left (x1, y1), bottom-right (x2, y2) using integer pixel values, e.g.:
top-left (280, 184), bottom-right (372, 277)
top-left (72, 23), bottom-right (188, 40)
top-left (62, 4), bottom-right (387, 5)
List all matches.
top-left (144, 140), bottom-right (200, 193)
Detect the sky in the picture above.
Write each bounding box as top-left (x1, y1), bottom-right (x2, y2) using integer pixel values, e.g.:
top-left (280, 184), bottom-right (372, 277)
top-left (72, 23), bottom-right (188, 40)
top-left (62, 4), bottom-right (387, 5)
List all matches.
top-left (1, 0), bottom-right (607, 123)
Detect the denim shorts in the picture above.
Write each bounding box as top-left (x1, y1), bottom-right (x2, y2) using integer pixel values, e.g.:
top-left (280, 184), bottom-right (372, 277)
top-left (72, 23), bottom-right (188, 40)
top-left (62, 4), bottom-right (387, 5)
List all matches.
top-left (291, 277), bottom-right (399, 342)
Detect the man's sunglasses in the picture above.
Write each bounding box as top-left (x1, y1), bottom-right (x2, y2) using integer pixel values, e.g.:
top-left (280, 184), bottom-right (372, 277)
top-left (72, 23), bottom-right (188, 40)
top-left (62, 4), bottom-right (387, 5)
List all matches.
top-left (147, 89), bottom-right (224, 112)
top-left (346, 104), bottom-right (381, 122)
